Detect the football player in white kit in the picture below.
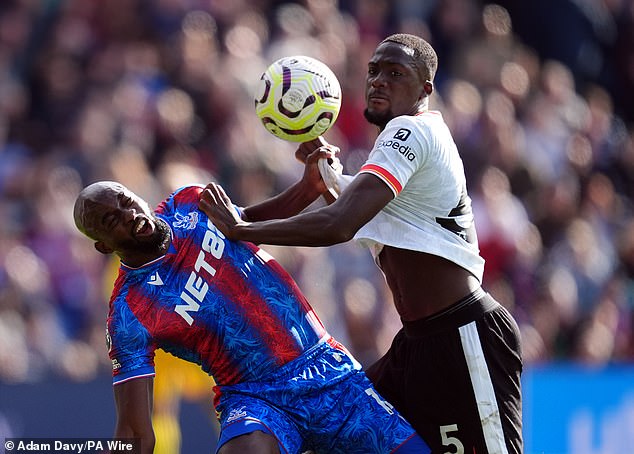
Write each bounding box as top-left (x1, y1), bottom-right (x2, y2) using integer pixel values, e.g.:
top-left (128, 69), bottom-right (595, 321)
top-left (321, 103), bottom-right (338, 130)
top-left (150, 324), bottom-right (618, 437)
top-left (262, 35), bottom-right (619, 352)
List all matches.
top-left (200, 33), bottom-right (523, 454)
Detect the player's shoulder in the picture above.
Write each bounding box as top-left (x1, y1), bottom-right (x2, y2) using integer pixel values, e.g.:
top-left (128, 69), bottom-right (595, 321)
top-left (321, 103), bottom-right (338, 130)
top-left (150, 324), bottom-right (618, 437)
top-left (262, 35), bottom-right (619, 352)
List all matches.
top-left (387, 111), bottom-right (444, 130)
top-left (157, 184), bottom-right (205, 215)
top-left (387, 112), bottom-right (449, 146)
top-left (379, 113), bottom-right (432, 146)
top-left (107, 276), bottom-right (134, 322)
top-left (170, 184), bottom-right (205, 201)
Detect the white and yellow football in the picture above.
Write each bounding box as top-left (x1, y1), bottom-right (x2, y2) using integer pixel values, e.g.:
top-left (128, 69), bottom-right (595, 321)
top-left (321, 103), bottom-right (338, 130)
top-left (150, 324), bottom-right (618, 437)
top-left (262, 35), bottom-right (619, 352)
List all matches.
top-left (254, 56), bottom-right (342, 143)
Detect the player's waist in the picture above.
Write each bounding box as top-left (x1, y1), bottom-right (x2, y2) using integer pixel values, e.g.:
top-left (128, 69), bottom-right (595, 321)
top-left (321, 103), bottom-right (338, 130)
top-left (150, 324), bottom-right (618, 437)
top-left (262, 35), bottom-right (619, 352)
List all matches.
top-left (267, 335), bottom-right (361, 381)
top-left (402, 288), bottom-right (498, 338)
top-left (214, 335), bottom-right (361, 404)
top-left (354, 210), bottom-right (485, 281)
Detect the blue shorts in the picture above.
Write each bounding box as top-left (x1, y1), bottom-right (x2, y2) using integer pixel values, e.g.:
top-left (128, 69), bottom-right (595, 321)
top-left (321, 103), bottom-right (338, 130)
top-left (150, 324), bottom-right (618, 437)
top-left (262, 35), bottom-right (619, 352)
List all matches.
top-left (214, 339), bottom-right (429, 454)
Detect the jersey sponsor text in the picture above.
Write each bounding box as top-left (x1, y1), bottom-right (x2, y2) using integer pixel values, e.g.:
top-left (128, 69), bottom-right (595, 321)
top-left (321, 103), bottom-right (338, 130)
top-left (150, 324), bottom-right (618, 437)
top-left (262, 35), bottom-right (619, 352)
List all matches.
top-left (376, 139), bottom-right (416, 161)
top-left (175, 219), bottom-right (226, 325)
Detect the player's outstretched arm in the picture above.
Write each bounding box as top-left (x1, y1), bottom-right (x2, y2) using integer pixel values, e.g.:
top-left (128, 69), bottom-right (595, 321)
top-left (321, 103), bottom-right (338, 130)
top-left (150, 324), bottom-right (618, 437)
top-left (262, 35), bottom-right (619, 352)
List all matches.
top-left (113, 377), bottom-right (155, 454)
top-left (200, 173), bottom-right (394, 247)
top-left (236, 148), bottom-right (334, 222)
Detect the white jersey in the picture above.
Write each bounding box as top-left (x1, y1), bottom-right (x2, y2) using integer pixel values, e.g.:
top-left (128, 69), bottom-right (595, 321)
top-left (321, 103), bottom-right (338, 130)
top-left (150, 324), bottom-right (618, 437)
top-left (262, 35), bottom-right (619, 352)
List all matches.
top-left (354, 111), bottom-right (485, 282)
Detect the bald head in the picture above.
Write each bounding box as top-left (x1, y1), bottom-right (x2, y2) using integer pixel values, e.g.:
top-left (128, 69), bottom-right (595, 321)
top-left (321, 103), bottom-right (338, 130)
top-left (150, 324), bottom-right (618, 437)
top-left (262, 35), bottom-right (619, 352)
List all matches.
top-left (74, 181), bottom-right (126, 240)
top-left (73, 181), bottom-right (170, 263)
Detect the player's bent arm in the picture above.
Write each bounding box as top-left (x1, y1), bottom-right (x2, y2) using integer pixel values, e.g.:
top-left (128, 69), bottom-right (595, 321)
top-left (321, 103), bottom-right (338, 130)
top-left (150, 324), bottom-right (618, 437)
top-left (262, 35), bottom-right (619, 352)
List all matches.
top-left (113, 376), bottom-right (155, 454)
top-left (202, 174), bottom-right (393, 246)
top-left (241, 149), bottom-right (332, 222)
top-left (241, 178), bottom-right (322, 222)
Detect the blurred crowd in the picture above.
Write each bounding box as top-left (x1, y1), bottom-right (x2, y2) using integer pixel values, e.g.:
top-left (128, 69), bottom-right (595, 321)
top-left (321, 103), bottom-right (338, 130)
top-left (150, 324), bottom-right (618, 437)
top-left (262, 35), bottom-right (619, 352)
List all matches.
top-left (1, 0), bottom-right (634, 384)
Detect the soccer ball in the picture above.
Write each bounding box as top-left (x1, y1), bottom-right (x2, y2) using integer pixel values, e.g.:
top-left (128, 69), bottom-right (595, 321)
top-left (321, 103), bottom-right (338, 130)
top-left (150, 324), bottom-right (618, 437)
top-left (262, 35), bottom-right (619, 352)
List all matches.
top-left (254, 56), bottom-right (342, 143)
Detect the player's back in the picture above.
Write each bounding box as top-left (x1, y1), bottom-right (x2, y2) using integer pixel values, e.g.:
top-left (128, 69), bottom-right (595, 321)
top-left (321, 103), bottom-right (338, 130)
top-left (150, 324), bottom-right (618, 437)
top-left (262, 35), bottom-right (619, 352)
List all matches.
top-left (106, 186), bottom-right (328, 387)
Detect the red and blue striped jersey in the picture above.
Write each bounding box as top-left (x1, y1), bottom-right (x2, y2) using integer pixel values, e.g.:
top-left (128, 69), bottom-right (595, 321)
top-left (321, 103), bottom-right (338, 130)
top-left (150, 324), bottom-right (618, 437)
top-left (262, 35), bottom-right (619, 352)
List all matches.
top-left (106, 185), bottom-right (328, 386)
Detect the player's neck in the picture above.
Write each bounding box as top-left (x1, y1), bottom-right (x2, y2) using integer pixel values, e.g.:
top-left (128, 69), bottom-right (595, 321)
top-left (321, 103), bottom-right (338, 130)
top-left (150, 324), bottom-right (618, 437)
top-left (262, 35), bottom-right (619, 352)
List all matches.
top-left (119, 251), bottom-right (165, 268)
top-left (417, 98), bottom-right (429, 114)
top-left (119, 230), bottom-right (171, 268)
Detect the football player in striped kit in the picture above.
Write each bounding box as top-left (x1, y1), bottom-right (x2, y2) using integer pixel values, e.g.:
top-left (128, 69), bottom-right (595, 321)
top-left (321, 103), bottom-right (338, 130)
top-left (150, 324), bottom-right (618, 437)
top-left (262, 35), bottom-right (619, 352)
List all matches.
top-left (73, 179), bottom-right (430, 454)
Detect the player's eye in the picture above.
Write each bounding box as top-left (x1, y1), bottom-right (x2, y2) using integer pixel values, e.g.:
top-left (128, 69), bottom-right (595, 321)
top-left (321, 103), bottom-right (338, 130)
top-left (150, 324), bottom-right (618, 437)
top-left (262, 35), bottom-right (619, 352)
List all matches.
top-left (103, 213), bottom-right (118, 229)
top-left (118, 193), bottom-right (133, 207)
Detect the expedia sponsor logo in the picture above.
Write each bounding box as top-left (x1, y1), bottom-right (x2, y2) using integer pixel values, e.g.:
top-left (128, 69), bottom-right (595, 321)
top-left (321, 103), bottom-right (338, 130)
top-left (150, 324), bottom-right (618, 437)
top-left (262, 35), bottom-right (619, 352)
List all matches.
top-left (376, 139), bottom-right (416, 161)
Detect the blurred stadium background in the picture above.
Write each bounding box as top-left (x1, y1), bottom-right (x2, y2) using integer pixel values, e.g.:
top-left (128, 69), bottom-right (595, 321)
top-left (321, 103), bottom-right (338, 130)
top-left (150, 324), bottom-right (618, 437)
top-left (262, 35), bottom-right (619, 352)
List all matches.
top-left (1, 1), bottom-right (634, 453)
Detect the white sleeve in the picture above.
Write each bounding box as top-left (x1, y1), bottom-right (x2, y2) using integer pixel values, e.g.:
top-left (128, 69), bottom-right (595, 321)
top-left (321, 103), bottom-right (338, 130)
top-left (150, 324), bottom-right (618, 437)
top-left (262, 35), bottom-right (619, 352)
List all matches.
top-left (358, 116), bottom-right (429, 196)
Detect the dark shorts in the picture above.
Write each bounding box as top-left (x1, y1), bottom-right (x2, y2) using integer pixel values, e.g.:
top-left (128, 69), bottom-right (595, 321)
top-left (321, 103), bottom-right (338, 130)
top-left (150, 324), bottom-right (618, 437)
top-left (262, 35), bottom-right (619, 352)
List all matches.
top-left (366, 289), bottom-right (523, 454)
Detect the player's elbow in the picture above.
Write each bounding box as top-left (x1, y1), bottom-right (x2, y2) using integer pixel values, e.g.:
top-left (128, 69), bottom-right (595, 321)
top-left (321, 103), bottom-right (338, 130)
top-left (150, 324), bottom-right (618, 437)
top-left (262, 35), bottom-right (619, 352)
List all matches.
top-left (335, 226), bottom-right (357, 243)
top-left (324, 217), bottom-right (358, 244)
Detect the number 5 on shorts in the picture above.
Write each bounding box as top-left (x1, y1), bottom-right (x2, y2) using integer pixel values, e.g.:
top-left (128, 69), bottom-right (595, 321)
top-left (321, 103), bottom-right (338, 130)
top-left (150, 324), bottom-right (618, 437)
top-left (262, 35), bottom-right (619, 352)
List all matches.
top-left (440, 424), bottom-right (465, 454)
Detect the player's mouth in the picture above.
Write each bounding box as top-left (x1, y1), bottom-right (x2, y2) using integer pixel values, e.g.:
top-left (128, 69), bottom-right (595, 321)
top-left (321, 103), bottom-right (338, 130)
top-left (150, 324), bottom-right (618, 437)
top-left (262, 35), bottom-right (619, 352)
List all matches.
top-left (368, 93), bottom-right (389, 107)
top-left (133, 216), bottom-right (154, 237)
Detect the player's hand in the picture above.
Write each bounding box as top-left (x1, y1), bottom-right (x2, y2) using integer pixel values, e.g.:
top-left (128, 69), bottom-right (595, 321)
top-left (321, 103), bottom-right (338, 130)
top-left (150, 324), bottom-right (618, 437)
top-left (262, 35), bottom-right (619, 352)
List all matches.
top-left (199, 183), bottom-right (245, 240)
top-left (295, 136), bottom-right (339, 163)
top-left (301, 147), bottom-right (335, 195)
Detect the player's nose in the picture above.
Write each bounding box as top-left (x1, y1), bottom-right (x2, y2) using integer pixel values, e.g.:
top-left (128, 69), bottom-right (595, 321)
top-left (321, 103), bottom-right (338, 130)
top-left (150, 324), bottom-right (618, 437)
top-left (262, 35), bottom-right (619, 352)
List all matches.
top-left (370, 71), bottom-right (388, 88)
top-left (121, 208), bottom-right (137, 224)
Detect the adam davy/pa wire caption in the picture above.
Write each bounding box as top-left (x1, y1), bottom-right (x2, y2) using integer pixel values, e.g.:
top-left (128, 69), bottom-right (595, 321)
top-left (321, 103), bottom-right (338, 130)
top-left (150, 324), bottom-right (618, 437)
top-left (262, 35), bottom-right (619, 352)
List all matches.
top-left (3, 439), bottom-right (140, 454)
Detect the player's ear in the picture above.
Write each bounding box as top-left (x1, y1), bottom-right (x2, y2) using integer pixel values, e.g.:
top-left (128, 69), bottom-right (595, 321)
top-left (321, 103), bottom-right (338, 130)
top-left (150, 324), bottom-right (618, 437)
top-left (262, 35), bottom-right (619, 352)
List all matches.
top-left (95, 241), bottom-right (113, 255)
top-left (423, 80), bottom-right (433, 96)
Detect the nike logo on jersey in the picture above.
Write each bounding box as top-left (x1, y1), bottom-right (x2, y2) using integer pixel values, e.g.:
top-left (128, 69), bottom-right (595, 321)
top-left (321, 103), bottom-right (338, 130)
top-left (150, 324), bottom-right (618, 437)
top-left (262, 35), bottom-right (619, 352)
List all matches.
top-left (148, 272), bottom-right (164, 286)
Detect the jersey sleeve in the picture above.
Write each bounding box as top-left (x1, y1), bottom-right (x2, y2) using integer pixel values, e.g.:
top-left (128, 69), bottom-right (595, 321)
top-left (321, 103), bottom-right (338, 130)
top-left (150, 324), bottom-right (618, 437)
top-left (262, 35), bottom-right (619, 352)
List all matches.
top-left (359, 116), bottom-right (429, 196)
top-left (107, 296), bottom-right (156, 385)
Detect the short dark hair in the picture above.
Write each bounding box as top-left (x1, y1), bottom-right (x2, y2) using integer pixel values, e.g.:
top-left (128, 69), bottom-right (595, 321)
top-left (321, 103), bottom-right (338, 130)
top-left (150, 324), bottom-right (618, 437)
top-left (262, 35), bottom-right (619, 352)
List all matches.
top-left (381, 33), bottom-right (438, 81)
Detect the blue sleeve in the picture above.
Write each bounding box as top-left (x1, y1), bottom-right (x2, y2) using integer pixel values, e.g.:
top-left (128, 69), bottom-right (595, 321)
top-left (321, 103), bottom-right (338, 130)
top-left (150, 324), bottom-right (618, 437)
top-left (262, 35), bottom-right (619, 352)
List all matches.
top-left (108, 297), bottom-right (156, 385)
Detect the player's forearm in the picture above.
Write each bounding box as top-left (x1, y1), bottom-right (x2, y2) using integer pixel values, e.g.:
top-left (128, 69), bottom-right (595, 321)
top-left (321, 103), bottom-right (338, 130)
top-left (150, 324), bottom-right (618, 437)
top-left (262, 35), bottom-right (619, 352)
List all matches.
top-left (234, 208), bottom-right (355, 246)
top-left (200, 176), bottom-right (385, 245)
top-left (113, 378), bottom-right (155, 454)
top-left (242, 179), bottom-right (324, 222)
top-left (114, 423), bottom-right (155, 454)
